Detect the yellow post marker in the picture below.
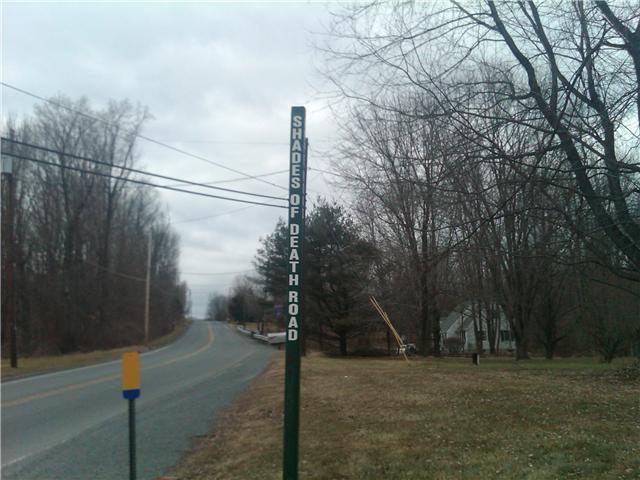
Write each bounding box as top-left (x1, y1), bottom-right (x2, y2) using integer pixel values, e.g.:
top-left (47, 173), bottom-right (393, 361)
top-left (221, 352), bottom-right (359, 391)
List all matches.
top-left (122, 352), bottom-right (140, 480)
top-left (122, 352), bottom-right (140, 399)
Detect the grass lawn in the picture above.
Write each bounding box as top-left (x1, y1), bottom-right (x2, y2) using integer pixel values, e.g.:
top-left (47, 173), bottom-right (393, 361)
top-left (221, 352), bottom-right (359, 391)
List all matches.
top-left (171, 354), bottom-right (639, 480)
top-left (1, 318), bottom-right (192, 380)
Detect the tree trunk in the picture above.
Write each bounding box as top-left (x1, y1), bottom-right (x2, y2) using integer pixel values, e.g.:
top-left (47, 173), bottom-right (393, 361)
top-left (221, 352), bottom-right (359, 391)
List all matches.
top-left (386, 329), bottom-right (391, 355)
top-left (485, 302), bottom-right (498, 354)
top-left (420, 204), bottom-right (432, 356)
top-left (432, 307), bottom-right (441, 356)
top-left (420, 302), bottom-right (429, 356)
top-left (515, 340), bottom-right (530, 360)
top-left (510, 302), bottom-right (530, 360)
top-left (544, 342), bottom-right (555, 360)
top-left (419, 265), bottom-right (431, 355)
top-left (472, 302), bottom-right (483, 354)
top-left (339, 332), bottom-right (348, 356)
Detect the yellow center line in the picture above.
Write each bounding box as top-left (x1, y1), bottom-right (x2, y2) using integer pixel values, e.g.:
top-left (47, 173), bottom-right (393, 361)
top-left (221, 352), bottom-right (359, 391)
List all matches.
top-left (2, 324), bottom-right (214, 408)
top-left (144, 323), bottom-right (214, 370)
top-left (1, 374), bottom-right (122, 408)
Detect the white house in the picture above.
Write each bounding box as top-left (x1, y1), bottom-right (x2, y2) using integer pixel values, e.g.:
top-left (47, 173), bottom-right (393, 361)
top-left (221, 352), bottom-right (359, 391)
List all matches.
top-left (440, 302), bottom-right (515, 353)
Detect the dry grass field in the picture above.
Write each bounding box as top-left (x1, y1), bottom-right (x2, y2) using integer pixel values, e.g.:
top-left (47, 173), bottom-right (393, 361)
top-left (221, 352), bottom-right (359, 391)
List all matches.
top-left (172, 353), bottom-right (639, 480)
top-left (0, 318), bottom-right (192, 380)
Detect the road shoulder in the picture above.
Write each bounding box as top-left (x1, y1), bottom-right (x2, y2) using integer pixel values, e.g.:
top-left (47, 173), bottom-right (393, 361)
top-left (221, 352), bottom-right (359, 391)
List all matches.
top-left (167, 353), bottom-right (284, 480)
top-left (1, 319), bottom-right (192, 382)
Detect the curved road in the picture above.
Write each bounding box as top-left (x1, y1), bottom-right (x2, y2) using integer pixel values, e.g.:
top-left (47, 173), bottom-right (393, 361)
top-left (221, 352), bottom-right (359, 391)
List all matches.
top-left (1, 321), bottom-right (273, 479)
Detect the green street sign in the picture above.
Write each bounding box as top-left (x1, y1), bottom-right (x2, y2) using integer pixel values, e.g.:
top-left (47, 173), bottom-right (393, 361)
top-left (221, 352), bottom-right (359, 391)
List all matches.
top-left (283, 106), bottom-right (307, 480)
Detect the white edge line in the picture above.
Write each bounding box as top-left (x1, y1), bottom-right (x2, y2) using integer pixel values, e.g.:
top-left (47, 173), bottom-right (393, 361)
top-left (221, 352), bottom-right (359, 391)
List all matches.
top-left (2, 453), bottom-right (30, 469)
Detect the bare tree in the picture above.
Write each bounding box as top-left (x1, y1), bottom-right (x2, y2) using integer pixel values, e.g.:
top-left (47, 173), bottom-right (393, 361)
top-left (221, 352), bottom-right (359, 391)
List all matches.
top-left (321, 0), bottom-right (639, 360)
top-left (335, 99), bottom-right (462, 354)
top-left (1, 97), bottom-right (184, 354)
top-left (324, 1), bottom-right (640, 277)
top-left (206, 293), bottom-right (228, 322)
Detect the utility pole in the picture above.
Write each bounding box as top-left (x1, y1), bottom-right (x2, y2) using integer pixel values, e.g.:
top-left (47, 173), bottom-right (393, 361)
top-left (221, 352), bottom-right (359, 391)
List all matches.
top-left (144, 230), bottom-right (151, 344)
top-left (2, 154), bottom-right (17, 368)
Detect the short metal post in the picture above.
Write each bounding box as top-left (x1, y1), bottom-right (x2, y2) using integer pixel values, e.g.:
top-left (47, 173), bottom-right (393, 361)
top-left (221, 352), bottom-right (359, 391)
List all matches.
top-left (129, 398), bottom-right (136, 480)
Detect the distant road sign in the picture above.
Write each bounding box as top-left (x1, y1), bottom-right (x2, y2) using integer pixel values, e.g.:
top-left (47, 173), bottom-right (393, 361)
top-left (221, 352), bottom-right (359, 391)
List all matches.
top-left (122, 352), bottom-right (140, 399)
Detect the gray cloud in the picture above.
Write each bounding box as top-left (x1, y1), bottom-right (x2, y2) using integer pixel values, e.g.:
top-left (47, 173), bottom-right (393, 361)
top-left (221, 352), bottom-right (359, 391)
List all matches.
top-left (2, 2), bottom-right (338, 316)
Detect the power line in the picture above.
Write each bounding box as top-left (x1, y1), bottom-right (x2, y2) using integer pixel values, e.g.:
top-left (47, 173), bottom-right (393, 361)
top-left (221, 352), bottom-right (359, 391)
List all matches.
top-left (88, 261), bottom-right (147, 283)
top-left (157, 138), bottom-right (337, 145)
top-left (0, 151), bottom-right (287, 209)
top-left (188, 283), bottom-right (243, 288)
top-left (86, 260), bottom-right (183, 298)
top-left (1, 137), bottom-right (287, 201)
top-left (1, 82), bottom-right (288, 191)
top-left (165, 140), bottom-right (289, 145)
top-left (309, 166), bottom-right (342, 177)
top-left (169, 205), bottom-right (257, 225)
top-left (180, 269), bottom-right (255, 276)
top-left (162, 169), bottom-right (289, 189)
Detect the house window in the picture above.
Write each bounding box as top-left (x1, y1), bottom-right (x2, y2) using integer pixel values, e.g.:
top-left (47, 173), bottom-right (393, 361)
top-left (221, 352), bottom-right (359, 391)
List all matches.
top-left (500, 330), bottom-right (512, 342)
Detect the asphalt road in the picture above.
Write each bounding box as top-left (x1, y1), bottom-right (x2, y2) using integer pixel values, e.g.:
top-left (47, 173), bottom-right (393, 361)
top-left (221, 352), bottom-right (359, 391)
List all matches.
top-left (1, 321), bottom-right (273, 480)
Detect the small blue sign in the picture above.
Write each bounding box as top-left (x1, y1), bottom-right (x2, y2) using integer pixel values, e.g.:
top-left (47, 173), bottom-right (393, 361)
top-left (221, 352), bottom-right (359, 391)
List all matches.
top-left (122, 389), bottom-right (140, 399)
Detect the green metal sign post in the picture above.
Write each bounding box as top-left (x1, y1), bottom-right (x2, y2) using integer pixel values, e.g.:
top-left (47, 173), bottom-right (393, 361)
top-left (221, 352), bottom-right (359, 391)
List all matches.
top-left (283, 106), bottom-right (307, 480)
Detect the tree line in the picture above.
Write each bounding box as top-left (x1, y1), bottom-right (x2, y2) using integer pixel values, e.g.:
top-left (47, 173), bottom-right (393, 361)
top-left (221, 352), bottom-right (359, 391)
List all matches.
top-left (1, 97), bottom-right (188, 355)
top-left (218, 1), bottom-right (640, 361)
top-left (324, 0), bottom-right (640, 360)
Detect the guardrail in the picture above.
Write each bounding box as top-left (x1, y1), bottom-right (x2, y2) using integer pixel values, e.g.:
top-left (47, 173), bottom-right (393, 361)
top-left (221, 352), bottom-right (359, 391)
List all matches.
top-left (236, 326), bottom-right (252, 336)
top-left (235, 326), bottom-right (286, 345)
top-left (266, 332), bottom-right (286, 345)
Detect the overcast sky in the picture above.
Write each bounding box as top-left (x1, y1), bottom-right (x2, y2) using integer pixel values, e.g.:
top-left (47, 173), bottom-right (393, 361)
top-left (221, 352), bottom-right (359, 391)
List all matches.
top-left (2, 2), bottom-right (343, 317)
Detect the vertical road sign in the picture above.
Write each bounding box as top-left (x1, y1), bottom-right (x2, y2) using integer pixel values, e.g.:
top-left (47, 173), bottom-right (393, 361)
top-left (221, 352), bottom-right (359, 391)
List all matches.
top-left (283, 106), bottom-right (307, 480)
top-left (122, 352), bottom-right (140, 480)
top-left (122, 352), bottom-right (141, 399)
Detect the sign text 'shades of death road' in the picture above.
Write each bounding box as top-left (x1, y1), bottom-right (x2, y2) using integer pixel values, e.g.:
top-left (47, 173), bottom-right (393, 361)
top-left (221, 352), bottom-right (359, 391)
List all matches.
top-left (283, 106), bottom-right (307, 480)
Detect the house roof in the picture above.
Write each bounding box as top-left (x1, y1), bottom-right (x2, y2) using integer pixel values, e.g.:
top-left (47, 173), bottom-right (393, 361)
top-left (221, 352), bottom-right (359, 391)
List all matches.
top-left (440, 302), bottom-right (478, 334)
top-left (440, 311), bottom-right (460, 333)
top-left (441, 301), bottom-right (511, 335)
